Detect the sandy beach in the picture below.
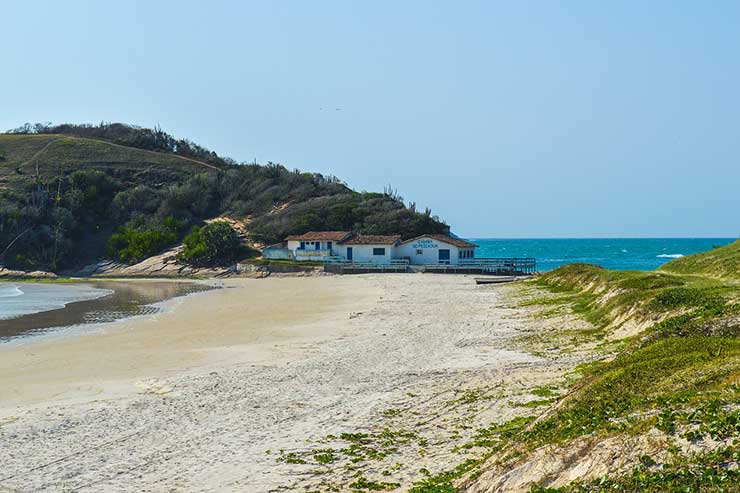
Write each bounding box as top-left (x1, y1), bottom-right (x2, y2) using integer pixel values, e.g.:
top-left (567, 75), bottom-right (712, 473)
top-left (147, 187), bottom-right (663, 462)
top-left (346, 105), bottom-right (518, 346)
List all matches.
top-left (0, 274), bottom-right (591, 492)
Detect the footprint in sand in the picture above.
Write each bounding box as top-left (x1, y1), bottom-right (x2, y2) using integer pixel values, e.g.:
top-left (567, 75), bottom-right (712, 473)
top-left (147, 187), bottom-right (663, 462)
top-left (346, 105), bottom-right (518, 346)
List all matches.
top-left (135, 379), bottom-right (174, 396)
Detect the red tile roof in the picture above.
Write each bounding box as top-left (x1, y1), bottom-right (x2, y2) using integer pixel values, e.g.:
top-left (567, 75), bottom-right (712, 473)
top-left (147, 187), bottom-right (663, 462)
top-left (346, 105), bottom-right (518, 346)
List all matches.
top-left (400, 234), bottom-right (478, 248)
top-left (285, 231), bottom-right (352, 241)
top-left (264, 241), bottom-right (287, 249)
top-left (341, 234), bottom-right (402, 245)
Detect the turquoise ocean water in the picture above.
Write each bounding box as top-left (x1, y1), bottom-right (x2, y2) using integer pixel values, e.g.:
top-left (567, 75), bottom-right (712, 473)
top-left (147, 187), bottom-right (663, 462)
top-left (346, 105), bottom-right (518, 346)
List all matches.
top-left (470, 238), bottom-right (736, 272)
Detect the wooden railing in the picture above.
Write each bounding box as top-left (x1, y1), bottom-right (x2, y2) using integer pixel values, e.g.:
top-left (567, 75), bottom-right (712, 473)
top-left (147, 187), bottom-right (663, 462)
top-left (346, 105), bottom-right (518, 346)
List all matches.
top-left (323, 257), bottom-right (536, 275)
top-left (427, 257), bottom-right (536, 274)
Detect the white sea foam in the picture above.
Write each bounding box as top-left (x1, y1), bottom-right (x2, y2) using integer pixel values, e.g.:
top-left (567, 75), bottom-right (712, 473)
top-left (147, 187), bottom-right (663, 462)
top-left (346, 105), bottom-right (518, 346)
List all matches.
top-left (0, 285), bottom-right (23, 298)
top-left (657, 253), bottom-right (684, 259)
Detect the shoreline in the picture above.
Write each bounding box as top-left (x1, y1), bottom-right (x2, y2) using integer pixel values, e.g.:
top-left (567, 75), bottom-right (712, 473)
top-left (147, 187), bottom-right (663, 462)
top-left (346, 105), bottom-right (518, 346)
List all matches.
top-left (0, 279), bottom-right (216, 343)
top-left (0, 282), bottom-right (113, 323)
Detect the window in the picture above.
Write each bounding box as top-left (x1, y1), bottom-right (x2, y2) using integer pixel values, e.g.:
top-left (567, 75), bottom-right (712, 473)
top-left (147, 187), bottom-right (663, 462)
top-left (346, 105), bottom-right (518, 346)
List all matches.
top-left (373, 248), bottom-right (386, 256)
top-left (416, 249), bottom-right (423, 255)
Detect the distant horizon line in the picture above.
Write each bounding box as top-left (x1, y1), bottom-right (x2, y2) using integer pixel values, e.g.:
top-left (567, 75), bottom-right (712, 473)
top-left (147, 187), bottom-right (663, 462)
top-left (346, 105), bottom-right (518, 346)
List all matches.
top-left (461, 236), bottom-right (738, 240)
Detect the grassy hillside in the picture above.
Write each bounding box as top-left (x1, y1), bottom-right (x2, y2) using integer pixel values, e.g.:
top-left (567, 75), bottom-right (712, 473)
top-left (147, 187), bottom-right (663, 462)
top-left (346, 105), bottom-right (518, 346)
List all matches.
top-left (660, 239), bottom-right (740, 279)
top-left (0, 133), bottom-right (219, 188)
top-left (451, 257), bottom-right (740, 492)
top-left (0, 124), bottom-right (448, 271)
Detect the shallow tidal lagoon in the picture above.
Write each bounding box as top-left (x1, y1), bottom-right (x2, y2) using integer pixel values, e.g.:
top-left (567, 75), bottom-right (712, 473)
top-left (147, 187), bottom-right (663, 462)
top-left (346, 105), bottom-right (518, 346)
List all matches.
top-left (0, 281), bottom-right (213, 342)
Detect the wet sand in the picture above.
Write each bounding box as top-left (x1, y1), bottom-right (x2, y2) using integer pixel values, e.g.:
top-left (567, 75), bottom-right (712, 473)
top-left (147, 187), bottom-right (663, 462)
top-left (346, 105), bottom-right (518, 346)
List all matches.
top-left (0, 280), bottom-right (212, 341)
top-left (0, 276), bottom-right (377, 411)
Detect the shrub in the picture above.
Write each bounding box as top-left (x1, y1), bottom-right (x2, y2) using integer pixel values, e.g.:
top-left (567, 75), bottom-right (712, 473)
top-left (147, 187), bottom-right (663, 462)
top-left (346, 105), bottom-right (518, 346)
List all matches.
top-left (178, 222), bottom-right (249, 266)
top-left (8, 254), bottom-right (35, 270)
top-left (106, 216), bottom-right (184, 264)
top-left (651, 287), bottom-right (724, 310)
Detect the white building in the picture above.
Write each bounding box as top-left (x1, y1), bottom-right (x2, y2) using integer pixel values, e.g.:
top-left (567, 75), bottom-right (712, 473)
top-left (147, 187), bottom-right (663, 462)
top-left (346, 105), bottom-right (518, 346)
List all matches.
top-left (395, 234), bottom-right (477, 265)
top-left (285, 231), bottom-right (352, 261)
top-left (280, 231), bottom-right (477, 265)
top-left (333, 235), bottom-right (401, 264)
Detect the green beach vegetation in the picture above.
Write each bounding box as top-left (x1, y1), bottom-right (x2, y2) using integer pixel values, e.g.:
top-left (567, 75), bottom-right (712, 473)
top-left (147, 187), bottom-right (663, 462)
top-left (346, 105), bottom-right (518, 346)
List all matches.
top-left (659, 240), bottom-right (740, 279)
top-left (455, 241), bottom-right (740, 491)
top-left (0, 123), bottom-right (448, 272)
top-left (178, 222), bottom-right (255, 266)
top-left (107, 216), bottom-right (184, 264)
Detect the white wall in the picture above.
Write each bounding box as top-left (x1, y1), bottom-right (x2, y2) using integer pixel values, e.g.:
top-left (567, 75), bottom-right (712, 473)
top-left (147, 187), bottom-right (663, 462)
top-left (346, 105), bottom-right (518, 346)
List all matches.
top-left (287, 240), bottom-right (337, 255)
top-left (334, 244), bottom-right (393, 264)
top-left (263, 248), bottom-right (293, 260)
top-left (395, 237), bottom-right (466, 265)
top-left (288, 240), bottom-right (338, 261)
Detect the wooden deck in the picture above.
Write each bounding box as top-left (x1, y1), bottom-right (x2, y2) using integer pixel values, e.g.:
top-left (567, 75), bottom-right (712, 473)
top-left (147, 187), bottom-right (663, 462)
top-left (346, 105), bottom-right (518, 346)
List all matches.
top-left (323, 257), bottom-right (536, 275)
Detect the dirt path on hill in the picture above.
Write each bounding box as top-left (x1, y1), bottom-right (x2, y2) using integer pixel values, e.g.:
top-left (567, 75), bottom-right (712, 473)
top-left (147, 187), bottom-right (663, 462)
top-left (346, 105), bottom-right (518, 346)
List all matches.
top-left (17, 137), bottom-right (66, 169)
top-left (18, 135), bottom-right (221, 172)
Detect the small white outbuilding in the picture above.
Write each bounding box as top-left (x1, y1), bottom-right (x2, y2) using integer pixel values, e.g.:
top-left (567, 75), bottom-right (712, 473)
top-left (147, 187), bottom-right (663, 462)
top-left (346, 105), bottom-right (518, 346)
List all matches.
top-left (285, 231), bottom-right (352, 261)
top-left (333, 235), bottom-right (401, 264)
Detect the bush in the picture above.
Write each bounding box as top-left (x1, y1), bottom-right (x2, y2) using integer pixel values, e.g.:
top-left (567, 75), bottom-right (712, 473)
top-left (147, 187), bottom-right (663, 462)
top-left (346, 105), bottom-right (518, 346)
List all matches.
top-left (107, 216), bottom-right (184, 264)
top-left (178, 222), bottom-right (248, 266)
top-left (8, 254), bottom-right (35, 270)
top-left (651, 287), bottom-right (724, 310)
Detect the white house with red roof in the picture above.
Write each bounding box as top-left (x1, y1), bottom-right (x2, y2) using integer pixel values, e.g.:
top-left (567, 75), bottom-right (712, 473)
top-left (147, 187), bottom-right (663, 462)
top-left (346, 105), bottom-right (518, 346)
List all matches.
top-left (273, 231), bottom-right (478, 265)
top-left (284, 231), bottom-right (352, 261)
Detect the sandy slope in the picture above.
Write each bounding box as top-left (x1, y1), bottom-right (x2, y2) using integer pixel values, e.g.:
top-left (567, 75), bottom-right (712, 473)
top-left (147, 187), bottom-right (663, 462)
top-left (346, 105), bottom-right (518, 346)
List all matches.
top-left (0, 275), bottom-right (587, 492)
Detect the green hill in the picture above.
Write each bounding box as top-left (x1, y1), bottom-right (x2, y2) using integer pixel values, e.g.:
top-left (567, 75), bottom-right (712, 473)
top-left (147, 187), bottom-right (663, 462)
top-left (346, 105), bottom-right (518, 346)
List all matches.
top-left (0, 123), bottom-right (447, 272)
top-left (660, 239), bottom-right (740, 279)
top-left (0, 133), bottom-right (220, 189)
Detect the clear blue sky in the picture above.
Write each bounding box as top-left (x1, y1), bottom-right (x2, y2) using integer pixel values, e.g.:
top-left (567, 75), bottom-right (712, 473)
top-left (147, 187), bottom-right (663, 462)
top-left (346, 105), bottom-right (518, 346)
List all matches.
top-left (3, 1), bottom-right (738, 238)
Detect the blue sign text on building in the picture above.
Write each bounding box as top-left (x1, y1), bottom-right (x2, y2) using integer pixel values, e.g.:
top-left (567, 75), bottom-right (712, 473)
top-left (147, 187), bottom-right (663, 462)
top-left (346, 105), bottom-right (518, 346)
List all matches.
top-left (412, 239), bottom-right (439, 249)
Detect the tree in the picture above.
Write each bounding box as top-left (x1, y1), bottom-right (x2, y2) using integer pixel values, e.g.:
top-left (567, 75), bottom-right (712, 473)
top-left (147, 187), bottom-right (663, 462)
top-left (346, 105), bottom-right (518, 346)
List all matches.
top-left (178, 222), bottom-right (246, 266)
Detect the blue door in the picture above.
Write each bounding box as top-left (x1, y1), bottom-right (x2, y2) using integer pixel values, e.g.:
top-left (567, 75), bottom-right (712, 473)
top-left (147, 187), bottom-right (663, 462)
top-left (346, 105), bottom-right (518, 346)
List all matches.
top-left (327, 241), bottom-right (332, 254)
top-left (438, 249), bottom-right (450, 264)
top-left (347, 247), bottom-right (353, 261)
top-left (315, 242), bottom-right (321, 251)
